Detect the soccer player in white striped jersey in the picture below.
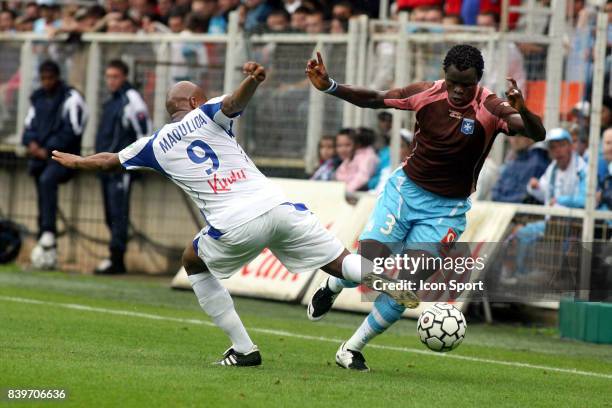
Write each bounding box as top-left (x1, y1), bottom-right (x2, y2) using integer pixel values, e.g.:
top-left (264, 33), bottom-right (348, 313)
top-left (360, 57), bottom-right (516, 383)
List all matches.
top-left (52, 61), bottom-right (418, 367)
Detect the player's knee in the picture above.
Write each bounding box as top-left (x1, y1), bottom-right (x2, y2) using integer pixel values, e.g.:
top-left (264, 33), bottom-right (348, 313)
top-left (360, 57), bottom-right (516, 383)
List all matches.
top-left (182, 244), bottom-right (206, 275)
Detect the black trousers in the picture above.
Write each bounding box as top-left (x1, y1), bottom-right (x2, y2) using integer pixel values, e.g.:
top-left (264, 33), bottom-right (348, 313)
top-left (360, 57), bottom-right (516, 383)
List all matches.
top-left (100, 172), bottom-right (132, 255)
top-left (30, 160), bottom-right (74, 235)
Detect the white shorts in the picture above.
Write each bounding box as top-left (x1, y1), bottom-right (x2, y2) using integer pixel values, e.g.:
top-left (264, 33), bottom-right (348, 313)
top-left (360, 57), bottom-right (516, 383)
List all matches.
top-left (193, 203), bottom-right (345, 279)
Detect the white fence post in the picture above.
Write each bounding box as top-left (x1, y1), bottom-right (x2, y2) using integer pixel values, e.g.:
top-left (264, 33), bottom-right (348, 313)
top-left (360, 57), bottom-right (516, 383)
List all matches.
top-left (544, 0), bottom-right (566, 130)
top-left (224, 10), bottom-right (240, 95)
top-left (16, 39), bottom-right (33, 141)
top-left (354, 15), bottom-right (369, 127)
top-left (579, 10), bottom-right (608, 300)
top-left (153, 41), bottom-right (169, 129)
top-left (305, 42), bottom-right (326, 174)
top-left (82, 40), bottom-right (100, 153)
top-left (343, 17), bottom-right (359, 127)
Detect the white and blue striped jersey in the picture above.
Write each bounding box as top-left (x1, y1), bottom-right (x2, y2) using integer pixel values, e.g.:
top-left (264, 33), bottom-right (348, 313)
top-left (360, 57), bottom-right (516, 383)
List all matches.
top-left (117, 95), bottom-right (286, 232)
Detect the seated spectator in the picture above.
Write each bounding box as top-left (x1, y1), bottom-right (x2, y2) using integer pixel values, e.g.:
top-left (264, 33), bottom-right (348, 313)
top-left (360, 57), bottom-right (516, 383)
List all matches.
top-left (305, 9), bottom-right (326, 33)
top-left (477, 12), bottom-right (526, 95)
top-left (329, 17), bottom-right (348, 33)
top-left (491, 135), bottom-right (550, 203)
top-left (442, 13), bottom-right (462, 26)
top-left (262, 8), bottom-right (292, 33)
top-left (335, 128), bottom-right (379, 192)
top-left (332, 1), bottom-right (353, 20)
top-left (311, 135), bottom-right (341, 181)
top-left (0, 10), bottom-right (16, 32)
top-left (157, 0), bottom-right (173, 24)
top-left (597, 127), bottom-right (612, 210)
top-left (167, 7), bottom-right (186, 33)
top-left (240, 0), bottom-right (271, 32)
top-left (367, 129), bottom-right (390, 191)
top-left (508, 129), bottom-right (587, 279)
top-left (33, 0), bottom-right (60, 35)
top-left (23, 60), bottom-right (88, 270)
top-left (290, 6), bottom-right (309, 31)
top-left (208, 0), bottom-right (239, 33)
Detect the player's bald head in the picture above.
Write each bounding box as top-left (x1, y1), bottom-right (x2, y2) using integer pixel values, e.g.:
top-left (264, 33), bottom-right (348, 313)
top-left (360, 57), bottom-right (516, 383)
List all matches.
top-left (166, 81), bottom-right (206, 116)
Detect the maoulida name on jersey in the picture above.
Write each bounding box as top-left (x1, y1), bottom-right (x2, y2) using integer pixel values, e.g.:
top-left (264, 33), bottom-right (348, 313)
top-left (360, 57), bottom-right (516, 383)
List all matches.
top-left (158, 113), bottom-right (208, 154)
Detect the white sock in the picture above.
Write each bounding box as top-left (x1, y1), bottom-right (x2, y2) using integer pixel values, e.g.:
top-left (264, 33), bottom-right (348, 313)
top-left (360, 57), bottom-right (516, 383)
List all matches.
top-left (188, 272), bottom-right (254, 353)
top-left (341, 253), bottom-right (373, 283)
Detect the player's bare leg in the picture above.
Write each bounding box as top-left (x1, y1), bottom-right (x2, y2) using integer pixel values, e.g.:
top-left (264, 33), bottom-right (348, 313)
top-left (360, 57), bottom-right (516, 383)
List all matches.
top-left (310, 243), bottom-right (419, 321)
top-left (183, 243), bottom-right (261, 367)
top-left (312, 241), bottom-right (419, 372)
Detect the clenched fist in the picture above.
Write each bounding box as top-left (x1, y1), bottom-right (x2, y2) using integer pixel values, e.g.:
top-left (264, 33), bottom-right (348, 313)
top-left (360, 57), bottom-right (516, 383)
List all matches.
top-left (243, 62), bottom-right (266, 83)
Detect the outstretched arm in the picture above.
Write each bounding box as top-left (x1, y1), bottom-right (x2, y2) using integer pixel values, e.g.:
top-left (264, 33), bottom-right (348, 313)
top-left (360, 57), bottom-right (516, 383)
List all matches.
top-left (306, 52), bottom-right (398, 109)
top-left (52, 150), bottom-right (122, 171)
top-left (504, 78), bottom-right (546, 142)
top-left (221, 61), bottom-right (266, 116)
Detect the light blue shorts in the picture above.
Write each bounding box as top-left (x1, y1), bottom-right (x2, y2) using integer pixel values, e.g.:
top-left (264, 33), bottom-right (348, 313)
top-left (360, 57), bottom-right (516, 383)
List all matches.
top-left (359, 168), bottom-right (471, 252)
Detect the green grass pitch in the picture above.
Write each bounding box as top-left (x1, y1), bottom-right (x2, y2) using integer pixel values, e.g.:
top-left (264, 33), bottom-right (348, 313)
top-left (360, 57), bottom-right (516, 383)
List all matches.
top-left (1, 265), bottom-right (611, 408)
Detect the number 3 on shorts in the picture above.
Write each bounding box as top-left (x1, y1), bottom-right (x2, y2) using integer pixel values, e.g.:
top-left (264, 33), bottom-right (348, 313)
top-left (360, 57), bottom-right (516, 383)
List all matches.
top-left (379, 213), bottom-right (396, 235)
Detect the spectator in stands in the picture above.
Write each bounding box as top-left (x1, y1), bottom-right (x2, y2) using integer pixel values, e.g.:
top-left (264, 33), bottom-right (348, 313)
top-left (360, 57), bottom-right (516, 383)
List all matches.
top-left (106, 0), bottom-right (130, 14)
top-left (570, 123), bottom-right (589, 159)
top-left (33, 0), bottom-right (60, 35)
top-left (208, 0), bottom-right (239, 33)
top-left (240, 0), bottom-right (272, 32)
top-left (141, 12), bottom-right (172, 33)
top-left (492, 135), bottom-right (550, 203)
top-left (263, 8), bottom-right (292, 32)
top-left (410, 5), bottom-right (443, 23)
top-left (597, 127), bottom-right (612, 210)
top-left (506, 128), bottom-right (587, 281)
top-left (335, 127), bottom-right (379, 192)
top-left (157, 0), bottom-right (173, 24)
top-left (0, 10), bottom-right (16, 32)
top-left (311, 135), bottom-right (341, 181)
top-left (191, 0), bottom-right (217, 20)
top-left (305, 9), bottom-right (326, 33)
top-left (332, 1), bottom-right (353, 20)
top-left (107, 14), bottom-right (138, 33)
top-left (168, 7), bottom-right (186, 33)
top-left (290, 6), bottom-right (309, 31)
top-left (367, 128), bottom-right (390, 192)
top-left (169, 12), bottom-right (209, 83)
top-left (477, 11), bottom-right (527, 95)
top-left (23, 60), bottom-right (88, 270)
top-left (95, 60), bottom-right (151, 275)
top-left (442, 13), bottom-right (462, 26)
top-left (376, 111), bottom-right (392, 149)
top-left (128, 0), bottom-right (155, 23)
top-left (526, 128), bottom-right (587, 207)
top-left (330, 17), bottom-right (348, 33)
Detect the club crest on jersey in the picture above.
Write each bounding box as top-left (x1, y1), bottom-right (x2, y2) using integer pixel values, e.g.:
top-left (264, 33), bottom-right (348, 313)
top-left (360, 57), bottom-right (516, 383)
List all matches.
top-left (441, 227), bottom-right (457, 244)
top-left (461, 118), bottom-right (475, 135)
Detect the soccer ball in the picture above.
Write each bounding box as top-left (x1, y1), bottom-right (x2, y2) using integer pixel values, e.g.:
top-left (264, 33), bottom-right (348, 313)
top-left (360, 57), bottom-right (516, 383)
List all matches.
top-left (417, 303), bottom-right (466, 352)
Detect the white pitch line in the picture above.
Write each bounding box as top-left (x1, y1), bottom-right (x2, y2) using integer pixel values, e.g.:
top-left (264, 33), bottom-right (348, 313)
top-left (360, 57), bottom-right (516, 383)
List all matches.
top-left (1, 295), bottom-right (611, 380)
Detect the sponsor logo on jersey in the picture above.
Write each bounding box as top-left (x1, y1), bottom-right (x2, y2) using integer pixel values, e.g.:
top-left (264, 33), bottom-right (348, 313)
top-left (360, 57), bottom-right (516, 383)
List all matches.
top-left (461, 118), bottom-right (475, 135)
top-left (207, 169), bottom-right (247, 194)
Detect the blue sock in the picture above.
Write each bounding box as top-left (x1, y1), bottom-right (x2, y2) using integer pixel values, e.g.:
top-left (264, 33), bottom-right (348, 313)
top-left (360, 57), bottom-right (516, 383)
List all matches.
top-left (345, 293), bottom-right (406, 351)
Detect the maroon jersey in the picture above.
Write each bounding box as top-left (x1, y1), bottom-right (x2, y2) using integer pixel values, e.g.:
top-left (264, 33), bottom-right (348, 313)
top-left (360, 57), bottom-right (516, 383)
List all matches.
top-left (385, 80), bottom-right (518, 198)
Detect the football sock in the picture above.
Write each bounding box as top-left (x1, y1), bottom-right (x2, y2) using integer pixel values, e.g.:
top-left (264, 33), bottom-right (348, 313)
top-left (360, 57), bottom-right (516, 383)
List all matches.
top-left (345, 293), bottom-right (405, 351)
top-left (341, 253), bottom-right (373, 283)
top-left (188, 272), bottom-right (254, 354)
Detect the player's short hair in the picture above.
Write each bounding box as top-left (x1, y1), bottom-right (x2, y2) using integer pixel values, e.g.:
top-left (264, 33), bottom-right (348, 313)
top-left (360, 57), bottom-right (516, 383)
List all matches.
top-left (443, 44), bottom-right (484, 80)
top-left (39, 60), bottom-right (60, 77)
top-left (107, 59), bottom-right (129, 76)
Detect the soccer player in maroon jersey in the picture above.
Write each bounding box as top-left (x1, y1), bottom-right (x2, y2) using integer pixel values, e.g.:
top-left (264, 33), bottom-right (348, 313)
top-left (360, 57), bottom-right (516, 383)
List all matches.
top-left (305, 44), bottom-right (546, 371)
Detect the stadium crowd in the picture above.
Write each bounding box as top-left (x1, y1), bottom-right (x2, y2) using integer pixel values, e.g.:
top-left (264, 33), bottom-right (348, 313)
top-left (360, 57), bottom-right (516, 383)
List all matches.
top-left (0, 0), bottom-right (609, 36)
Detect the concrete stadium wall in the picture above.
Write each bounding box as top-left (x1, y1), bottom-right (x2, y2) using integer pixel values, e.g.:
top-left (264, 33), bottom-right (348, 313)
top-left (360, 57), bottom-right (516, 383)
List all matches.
top-left (0, 161), bottom-right (201, 274)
